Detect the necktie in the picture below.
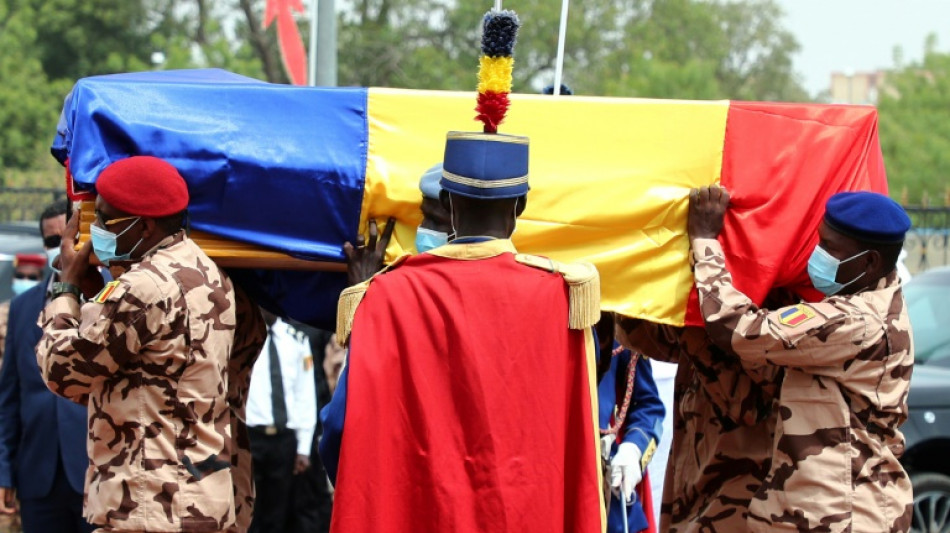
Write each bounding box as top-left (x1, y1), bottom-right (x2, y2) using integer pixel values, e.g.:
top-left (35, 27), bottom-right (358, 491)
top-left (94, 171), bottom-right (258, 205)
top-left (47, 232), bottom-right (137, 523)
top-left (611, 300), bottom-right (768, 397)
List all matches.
top-left (268, 328), bottom-right (288, 429)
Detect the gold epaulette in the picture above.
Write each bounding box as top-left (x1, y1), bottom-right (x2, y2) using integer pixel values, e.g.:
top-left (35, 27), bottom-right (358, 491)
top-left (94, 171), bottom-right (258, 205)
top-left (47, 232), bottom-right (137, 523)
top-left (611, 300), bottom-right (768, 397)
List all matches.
top-left (335, 253), bottom-right (412, 345)
top-left (515, 254), bottom-right (600, 330)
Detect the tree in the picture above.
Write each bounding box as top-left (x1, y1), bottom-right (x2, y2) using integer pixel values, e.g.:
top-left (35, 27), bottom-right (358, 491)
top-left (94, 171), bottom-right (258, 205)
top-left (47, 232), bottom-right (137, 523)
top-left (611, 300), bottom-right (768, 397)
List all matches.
top-left (0, 0), bottom-right (72, 170)
top-left (333, 0), bottom-right (810, 101)
top-left (3, 0), bottom-right (810, 175)
top-left (878, 35), bottom-right (950, 205)
top-left (149, 0), bottom-right (275, 81)
top-left (28, 0), bottom-right (153, 80)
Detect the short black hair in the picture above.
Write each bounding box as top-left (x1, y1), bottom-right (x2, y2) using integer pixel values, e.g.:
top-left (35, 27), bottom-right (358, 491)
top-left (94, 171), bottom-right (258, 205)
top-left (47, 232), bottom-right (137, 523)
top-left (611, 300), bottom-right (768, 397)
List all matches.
top-left (39, 198), bottom-right (68, 234)
top-left (867, 240), bottom-right (903, 273)
top-left (154, 210), bottom-right (187, 235)
top-left (541, 84), bottom-right (573, 95)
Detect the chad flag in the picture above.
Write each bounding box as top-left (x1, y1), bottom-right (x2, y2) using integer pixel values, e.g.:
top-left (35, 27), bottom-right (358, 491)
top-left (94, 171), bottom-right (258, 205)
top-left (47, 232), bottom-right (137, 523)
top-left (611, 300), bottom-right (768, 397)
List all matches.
top-left (55, 69), bottom-right (885, 328)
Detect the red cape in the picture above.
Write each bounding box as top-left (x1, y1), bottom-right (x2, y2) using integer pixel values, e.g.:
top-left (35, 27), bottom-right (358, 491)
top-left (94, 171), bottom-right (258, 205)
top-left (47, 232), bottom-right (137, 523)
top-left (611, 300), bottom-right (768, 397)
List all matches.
top-left (332, 249), bottom-right (604, 532)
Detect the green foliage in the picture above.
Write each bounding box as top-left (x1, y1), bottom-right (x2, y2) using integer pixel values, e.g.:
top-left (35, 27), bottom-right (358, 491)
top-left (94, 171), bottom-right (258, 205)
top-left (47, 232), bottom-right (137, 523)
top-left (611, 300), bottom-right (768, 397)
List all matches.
top-left (29, 0), bottom-right (153, 80)
top-left (3, 0), bottom-right (810, 181)
top-left (0, 0), bottom-right (71, 171)
top-left (336, 0), bottom-right (809, 101)
top-left (878, 39), bottom-right (950, 205)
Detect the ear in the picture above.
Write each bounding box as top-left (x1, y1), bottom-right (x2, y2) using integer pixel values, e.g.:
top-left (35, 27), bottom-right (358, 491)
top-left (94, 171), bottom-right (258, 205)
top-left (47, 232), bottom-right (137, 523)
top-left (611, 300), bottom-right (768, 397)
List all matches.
top-left (141, 217), bottom-right (158, 240)
top-left (515, 195), bottom-right (527, 216)
top-left (865, 249), bottom-right (883, 275)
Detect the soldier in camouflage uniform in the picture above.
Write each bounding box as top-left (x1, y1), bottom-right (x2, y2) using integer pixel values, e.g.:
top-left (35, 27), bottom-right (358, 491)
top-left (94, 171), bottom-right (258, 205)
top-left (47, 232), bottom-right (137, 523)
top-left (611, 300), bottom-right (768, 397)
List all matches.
top-left (687, 186), bottom-right (914, 532)
top-left (615, 320), bottom-right (780, 532)
top-left (36, 156), bottom-right (266, 533)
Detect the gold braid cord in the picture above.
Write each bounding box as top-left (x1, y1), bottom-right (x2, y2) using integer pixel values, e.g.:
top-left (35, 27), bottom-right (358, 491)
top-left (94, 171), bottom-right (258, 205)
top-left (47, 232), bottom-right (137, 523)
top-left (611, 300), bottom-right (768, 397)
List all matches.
top-left (600, 345), bottom-right (640, 437)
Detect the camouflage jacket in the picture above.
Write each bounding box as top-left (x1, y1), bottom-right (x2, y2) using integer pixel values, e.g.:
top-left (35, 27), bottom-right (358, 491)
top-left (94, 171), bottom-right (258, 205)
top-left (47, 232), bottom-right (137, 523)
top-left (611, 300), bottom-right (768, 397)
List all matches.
top-left (36, 232), bottom-right (266, 532)
top-left (225, 285), bottom-right (266, 533)
top-left (617, 320), bottom-right (779, 533)
top-left (692, 237), bottom-right (914, 533)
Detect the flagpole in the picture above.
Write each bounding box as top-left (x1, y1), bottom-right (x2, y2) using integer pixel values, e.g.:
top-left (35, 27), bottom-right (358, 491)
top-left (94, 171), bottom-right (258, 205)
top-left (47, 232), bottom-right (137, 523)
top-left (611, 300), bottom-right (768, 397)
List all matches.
top-left (494, 1), bottom-right (501, 10)
top-left (553, 0), bottom-right (570, 96)
top-left (308, 0), bottom-right (319, 86)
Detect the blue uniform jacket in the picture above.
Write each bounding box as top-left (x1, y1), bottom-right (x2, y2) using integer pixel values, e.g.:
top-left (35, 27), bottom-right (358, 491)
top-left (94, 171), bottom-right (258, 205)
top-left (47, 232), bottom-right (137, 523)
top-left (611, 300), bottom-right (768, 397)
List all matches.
top-left (599, 342), bottom-right (664, 533)
top-left (0, 278), bottom-right (88, 497)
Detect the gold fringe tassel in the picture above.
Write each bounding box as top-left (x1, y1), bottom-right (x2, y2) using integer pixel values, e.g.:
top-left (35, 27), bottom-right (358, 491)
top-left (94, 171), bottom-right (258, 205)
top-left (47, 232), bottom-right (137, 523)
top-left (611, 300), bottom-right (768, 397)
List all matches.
top-left (336, 283), bottom-right (368, 345)
top-left (566, 264), bottom-right (601, 330)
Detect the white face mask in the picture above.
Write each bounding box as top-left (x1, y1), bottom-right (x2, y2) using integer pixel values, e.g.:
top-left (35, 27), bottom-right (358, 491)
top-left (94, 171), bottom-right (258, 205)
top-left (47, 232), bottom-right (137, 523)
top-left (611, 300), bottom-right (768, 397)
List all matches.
top-left (415, 227), bottom-right (448, 253)
top-left (46, 246), bottom-right (61, 274)
top-left (807, 245), bottom-right (868, 296)
top-left (11, 278), bottom-right (39, 297)
top-left (90, 218), bottom-right (143, 265)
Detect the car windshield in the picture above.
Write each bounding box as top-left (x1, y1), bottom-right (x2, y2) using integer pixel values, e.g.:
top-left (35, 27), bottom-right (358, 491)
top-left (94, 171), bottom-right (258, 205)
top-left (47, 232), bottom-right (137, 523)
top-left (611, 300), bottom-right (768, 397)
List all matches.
top-left (905, 274), bottom-right (950, 366)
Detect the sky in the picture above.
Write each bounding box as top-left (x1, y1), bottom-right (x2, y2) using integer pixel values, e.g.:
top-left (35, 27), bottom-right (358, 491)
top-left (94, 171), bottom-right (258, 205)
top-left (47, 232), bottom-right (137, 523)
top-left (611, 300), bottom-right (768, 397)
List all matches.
top-left (776, 0), bottom-right (950, 96)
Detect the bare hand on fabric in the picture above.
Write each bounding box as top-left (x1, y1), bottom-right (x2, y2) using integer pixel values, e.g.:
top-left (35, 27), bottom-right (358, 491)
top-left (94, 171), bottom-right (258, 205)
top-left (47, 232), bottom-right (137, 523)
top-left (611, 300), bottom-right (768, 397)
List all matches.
top-left (344, 217), bottom-right (396, 286)
top-left (0, 487), bottom-right (15, 514)
top-left (687, 185), bottom-right (730, 241)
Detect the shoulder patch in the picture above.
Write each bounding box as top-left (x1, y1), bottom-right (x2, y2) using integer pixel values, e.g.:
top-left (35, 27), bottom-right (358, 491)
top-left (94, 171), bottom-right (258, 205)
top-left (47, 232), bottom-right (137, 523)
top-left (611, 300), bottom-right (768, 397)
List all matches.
top-left (92, 280), bottom-right (122, 304)
top-left (778, 304), bottom-right (816, 327)
top-left (514, 253), bottom-right (556, 272)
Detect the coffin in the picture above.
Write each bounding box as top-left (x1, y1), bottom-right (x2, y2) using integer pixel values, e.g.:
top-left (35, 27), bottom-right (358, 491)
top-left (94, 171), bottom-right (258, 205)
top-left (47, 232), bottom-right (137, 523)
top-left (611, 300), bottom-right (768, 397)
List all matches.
top-left (54, 69), bottom-right (887, 329)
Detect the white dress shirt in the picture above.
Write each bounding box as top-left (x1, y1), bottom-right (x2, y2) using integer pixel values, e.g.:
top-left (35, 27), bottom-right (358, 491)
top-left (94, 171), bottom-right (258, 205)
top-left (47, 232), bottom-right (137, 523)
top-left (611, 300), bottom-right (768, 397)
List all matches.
top-left (246, 317), bottom-right (317, 455)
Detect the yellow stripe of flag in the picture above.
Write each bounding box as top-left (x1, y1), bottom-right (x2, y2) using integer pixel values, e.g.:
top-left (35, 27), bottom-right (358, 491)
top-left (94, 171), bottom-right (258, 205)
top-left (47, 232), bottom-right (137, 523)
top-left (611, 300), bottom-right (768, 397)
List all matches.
top-left (364, 88), bottom-right (728, 326)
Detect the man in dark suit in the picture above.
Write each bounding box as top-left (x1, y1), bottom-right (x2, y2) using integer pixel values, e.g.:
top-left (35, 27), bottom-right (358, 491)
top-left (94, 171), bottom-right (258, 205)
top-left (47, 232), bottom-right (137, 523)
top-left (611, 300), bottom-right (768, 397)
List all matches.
top-left (0, 199), bottom-right (94, 532)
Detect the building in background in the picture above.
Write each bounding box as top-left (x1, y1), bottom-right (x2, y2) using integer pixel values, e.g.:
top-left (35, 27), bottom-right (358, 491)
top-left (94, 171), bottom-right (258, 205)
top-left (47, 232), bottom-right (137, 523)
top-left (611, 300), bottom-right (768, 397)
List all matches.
top-left (829, 70), bottom-right (892, 104)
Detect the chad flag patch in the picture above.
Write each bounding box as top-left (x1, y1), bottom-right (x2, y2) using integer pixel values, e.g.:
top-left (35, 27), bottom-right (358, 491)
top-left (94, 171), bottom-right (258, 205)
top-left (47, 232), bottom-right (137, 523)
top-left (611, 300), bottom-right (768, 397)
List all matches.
top-left (92, 281), bottom-right (121, 304)
top-left (778, 304), bottom-right (816, 327)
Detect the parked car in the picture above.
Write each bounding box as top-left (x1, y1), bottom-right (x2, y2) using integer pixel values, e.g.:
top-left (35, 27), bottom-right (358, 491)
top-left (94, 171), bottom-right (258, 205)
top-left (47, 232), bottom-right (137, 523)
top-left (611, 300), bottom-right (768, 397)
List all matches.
top-left (0, 222), bottom-right (45, 302)
top-left (905, 266), bottom-right (950, 369)
top-left (903, 364), bottom-right (950, 533)
top-left (902, 266), bottom-right (950, 532)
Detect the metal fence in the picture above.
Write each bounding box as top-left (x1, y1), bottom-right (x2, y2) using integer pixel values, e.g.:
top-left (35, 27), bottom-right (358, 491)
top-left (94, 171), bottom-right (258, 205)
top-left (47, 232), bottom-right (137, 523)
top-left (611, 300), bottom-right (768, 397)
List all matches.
top-left (0, 187), bottom-right (66, 223)
top-left (904, 207), bottom-right (950, 274)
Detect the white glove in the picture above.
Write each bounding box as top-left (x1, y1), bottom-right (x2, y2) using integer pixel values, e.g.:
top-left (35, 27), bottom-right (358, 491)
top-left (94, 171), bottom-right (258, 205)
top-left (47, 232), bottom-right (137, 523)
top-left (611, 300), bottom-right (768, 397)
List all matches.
top-left (610, 442), bottom-right (642, 505)
top-left (601, 435), bottom-right (615, 462)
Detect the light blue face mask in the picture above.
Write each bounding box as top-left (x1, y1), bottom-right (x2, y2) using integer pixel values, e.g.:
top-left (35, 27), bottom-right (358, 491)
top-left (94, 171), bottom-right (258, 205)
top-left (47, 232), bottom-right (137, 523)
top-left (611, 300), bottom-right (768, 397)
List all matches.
top-left (91, 218), bottom-right (143, 265)
top-left (415, 227), bottom-right (448, 253)
top-left (46, 247), bottom-right (61, 275)
top-left (807, 245), bottom-right (868, 296)
top-left (11, 278), bottom-right (39, 297)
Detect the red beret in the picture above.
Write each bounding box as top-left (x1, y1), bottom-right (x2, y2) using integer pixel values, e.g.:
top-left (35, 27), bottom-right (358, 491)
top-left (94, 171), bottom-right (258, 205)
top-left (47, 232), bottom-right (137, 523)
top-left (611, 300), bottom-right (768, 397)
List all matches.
top-left (14, 254), bottom-right (46, 268)
top-left (96, 156), bottom-right (189, 217)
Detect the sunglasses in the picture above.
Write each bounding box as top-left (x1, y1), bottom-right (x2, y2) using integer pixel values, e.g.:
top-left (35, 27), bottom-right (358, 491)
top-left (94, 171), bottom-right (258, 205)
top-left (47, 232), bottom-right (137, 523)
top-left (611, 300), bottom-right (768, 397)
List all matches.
top-left (14, 272), bottom-right (40, 281)
top-left (43, 235), bottom-right (62, 249)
